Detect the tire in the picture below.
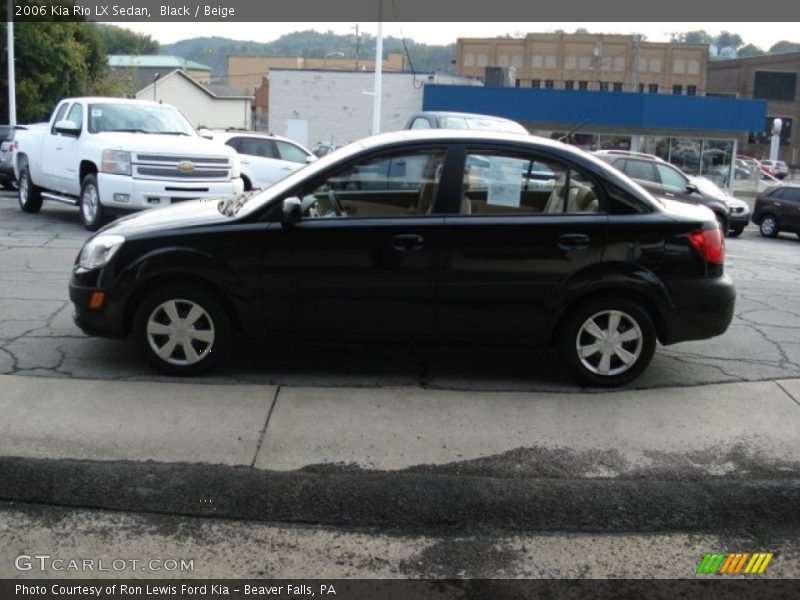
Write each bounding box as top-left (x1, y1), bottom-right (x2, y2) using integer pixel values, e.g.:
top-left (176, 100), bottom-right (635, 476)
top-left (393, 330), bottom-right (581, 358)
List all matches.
top-left (759, 214), bottom-right (779, 238)
top-left (79, 173), bottom-right (106, 231)
top-left (133, 284), bottom-right (232, 376)
top-left (714, 212), bottom-right (728, 234)
top-left (557, 296), bottom-right (657, 387)
top-left (17, 162), bottom-right (43, 213)
top-left (241, 175), bottom-right (252, 191)
top-left (728, 225), bottom-right (745, 238)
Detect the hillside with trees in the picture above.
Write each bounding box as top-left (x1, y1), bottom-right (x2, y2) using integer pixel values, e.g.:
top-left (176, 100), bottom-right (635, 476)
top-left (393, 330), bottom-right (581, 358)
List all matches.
top-left (160, 30), bottom-right (456, 78)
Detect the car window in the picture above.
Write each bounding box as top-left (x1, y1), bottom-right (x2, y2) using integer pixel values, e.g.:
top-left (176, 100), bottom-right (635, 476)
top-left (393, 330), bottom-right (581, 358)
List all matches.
top-left (224, 138), bottom-right (241, 151)
top-left (459, 150), bottom-right (601, 215)
top-left (621, 159), bottom-right (657, 182)
top-left (275, 141), bottom-right (309, 164)
top-left (66, 103), bottom-right (83, 132)
top-left (299, 149), bottom-right (446, 219)
top-left (782, 188), bottom-right (800, 203)
top-left (236, 137), bottom-right (276, 159)
top-left (50, 103), bottom-right (69, 134)
top-left (767, 187), bottom-right (784, 199)
top-left (655, 163), bottom-right (688, 189)
top-left (0, 126), bottom-right (12, 141)
top-left (410, 118), bottom-right (432, 130)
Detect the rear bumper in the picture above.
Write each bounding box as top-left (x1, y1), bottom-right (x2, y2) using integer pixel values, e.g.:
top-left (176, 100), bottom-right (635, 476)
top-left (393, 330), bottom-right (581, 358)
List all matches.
top-left (659, 274), bottom-right (736, 345)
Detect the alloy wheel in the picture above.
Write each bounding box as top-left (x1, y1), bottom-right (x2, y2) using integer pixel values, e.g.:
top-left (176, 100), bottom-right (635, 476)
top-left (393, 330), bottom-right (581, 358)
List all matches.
top-left (575, 310), bottom-right (643, 376)
top-left (81, 184), bottom-right (99, 223)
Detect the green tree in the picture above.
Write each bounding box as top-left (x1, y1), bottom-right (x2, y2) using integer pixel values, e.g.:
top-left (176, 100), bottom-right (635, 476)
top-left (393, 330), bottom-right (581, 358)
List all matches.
top-left (769, 40), bottom-right (800, 54)
top-left (97, 24), bottom-right (159, 55)
top-left (715, 31), bottom-right (744, 50)
top-left (1, 21), bottom-right (109, 122)
top-left (673, 30), bottom-right (713, 44)
top-left (738, 44), bottom-right (765, 57)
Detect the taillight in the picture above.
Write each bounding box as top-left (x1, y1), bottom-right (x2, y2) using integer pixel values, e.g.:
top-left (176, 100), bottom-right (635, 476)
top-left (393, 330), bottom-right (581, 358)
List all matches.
top-left (8, 142), bottom-right (15, 152)
top-left (689, 228), bottom-right (724, 264)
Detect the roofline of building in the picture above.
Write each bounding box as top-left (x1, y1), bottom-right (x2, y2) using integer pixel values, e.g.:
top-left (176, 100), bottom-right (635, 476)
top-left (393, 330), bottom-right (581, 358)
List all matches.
top-left (137, 69), bottom-right (253, 99)
top-left (709, 50), bottom-right (800, 67)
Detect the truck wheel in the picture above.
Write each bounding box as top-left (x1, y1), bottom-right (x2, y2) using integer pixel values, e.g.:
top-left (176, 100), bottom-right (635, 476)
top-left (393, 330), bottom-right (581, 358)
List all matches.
top-left (18, 163), bottom-right (43, 213)
top-left (79, 173), bottom-right (106, 231)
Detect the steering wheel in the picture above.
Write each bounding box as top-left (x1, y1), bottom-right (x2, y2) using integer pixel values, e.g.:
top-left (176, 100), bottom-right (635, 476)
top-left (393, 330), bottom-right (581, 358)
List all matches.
top-left (326, 188), bottom-right (344, 217)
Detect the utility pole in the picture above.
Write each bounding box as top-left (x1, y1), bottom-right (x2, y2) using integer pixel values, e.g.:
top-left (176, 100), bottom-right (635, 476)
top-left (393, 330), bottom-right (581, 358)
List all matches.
top-left (7, 0), bottom-right (17, 125)
top-left (371, 4), bottom-right (383, 135)
top-left (354, 24), bottom-right (360, 70)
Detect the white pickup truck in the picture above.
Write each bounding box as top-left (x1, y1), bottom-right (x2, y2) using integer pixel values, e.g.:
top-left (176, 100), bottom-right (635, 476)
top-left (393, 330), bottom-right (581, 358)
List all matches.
top-left (14, 97), bottom-right (244, 230)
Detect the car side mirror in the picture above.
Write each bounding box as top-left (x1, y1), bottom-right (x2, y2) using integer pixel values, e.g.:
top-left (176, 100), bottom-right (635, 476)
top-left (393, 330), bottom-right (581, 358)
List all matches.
top-left (54, 120), bottom-right (81, 136)
top-left (281, 196), bottom-right (302, 226)
top-left (686, 183), bottom-right (699, 194)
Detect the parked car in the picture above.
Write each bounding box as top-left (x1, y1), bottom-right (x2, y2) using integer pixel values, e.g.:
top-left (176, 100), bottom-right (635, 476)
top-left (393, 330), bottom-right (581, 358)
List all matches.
top-left (594, 150), bottom-right (731, 233)
top-left (311, 141), bottom-right (343, 158)
top-left (13, 97), bottom-right (243, 230)
top-left (207, 130), bottom-right (315, 191)
top-left (404, 111), bottom-right (529, 135)
top-left (688, 176), bottom-right (750, 237)
top-left (0, 125), bottom-right (17, 190)
top-left (760, 159), bottom-right (789, 180)
top-left (752, 183), bottom-right (800, 239)
top-left (70, 130), bottom-right (734, 387)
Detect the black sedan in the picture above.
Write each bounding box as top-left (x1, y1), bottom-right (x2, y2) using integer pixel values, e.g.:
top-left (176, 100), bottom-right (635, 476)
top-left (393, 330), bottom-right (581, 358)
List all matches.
top-left (70, 130), bottom-right (735, 386)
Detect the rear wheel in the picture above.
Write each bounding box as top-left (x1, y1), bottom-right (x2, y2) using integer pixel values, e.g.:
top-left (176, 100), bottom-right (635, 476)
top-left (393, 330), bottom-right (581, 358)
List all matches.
top-left (714, 212), bottom-right (728, 234)
top-left (79, 173), bottom-right (106, 231)
top-left (133, 284), bottom-right (232, 376)
top-left (18, 163), bottom-right (43, 213)
top-left (558, 296), bottom-right (656, 387)
top-left (759, 214), bottom-right (778, 238)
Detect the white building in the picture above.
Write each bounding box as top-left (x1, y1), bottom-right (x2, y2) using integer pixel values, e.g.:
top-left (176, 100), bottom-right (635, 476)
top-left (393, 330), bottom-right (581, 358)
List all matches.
top-left (136, 69), bottom-right (253, 130)
top-left (268, 69), bottom-right (479, 147)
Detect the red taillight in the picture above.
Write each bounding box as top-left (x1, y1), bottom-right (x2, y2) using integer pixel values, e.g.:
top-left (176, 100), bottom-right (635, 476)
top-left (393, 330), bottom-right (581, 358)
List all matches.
top-left (8, 142), bottom-right (15, 152)
top-left (689, 228), bottom-right (725, 264)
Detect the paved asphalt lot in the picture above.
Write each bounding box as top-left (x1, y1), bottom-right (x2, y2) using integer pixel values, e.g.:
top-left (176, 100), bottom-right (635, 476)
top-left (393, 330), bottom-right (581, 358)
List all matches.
top-left (1, 190), bottom-right (799, 391)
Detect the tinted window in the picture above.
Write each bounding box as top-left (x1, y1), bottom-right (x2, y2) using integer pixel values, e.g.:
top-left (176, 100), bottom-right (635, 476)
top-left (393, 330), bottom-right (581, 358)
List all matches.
top-left (224, 138), bottom-right (240, 151)
top-left (782, 188), bottom-right (800, 203)
top-left (300, 149), bottom-right (446, 218)
top-left (767, 187), bottom-right (785, 199)
top-left (655, 163), bottom-right (688, 189)
top-left (275, 141), bottom-right (309, 164)
top-left (236, 137), bottom-right (275, 158)
top-left (622, 159), bottom-right (657, 182)
top-left (460, 150), bottom-right (601, 215)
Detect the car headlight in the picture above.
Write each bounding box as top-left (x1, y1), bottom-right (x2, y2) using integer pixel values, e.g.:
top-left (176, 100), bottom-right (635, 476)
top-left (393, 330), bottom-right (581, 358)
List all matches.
top-left (79, 234), bottom-right (125, 270)
top-left (101, 149), bottom-right (131, 176)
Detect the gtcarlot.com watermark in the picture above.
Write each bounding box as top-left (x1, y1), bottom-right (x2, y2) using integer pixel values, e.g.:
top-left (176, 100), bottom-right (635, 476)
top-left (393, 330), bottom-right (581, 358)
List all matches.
top-left (15, 553), bottom-right (194, 573)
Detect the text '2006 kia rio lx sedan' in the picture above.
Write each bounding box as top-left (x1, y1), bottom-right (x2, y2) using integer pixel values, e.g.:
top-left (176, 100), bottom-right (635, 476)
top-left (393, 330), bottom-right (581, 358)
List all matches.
top-left (69, 130), bottom-right (735, 386)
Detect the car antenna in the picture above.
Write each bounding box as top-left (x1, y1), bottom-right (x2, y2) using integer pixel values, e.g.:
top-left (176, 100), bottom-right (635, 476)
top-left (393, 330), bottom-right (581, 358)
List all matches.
top-left (558, 119), bottom-right (591, 143)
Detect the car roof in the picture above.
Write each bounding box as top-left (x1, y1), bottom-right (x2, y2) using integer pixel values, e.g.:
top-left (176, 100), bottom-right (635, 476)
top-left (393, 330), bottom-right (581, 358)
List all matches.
top-left (208, 129), bottom-right (307, 145)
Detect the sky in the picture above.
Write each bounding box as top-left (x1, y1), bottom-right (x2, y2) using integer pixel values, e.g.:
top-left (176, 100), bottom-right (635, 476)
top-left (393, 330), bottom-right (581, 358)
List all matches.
top-left (119, 22), bottom-right (800, 50)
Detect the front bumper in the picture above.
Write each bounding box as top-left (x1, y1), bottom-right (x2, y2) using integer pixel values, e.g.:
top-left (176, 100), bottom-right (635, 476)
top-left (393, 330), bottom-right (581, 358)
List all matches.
top-left (729, 209), bottom-right (751, 229)
top-left (97, 173), bottom-right (244, 212)
top-left (659, 274), bottom-right (736, 345)
top-left (69, 276), bottom-right (127, 339)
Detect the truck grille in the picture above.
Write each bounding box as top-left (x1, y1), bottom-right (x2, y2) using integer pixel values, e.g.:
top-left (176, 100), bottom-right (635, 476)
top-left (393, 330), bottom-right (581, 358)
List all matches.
top-left (133, 153), bottom-right (231, 181)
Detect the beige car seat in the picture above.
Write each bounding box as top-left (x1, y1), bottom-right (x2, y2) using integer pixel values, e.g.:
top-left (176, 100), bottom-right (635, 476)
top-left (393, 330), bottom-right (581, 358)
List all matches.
top-left (544, 180), bottom-right (599, 214)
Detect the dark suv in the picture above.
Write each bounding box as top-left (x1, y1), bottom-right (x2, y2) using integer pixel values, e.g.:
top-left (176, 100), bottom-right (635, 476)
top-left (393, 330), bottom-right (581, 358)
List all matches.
top-left (752, 184), bottom-right (800, 239)
top-left (70, 130), bottom-right (735, 387)
top-left (594, 150), bottom-right (731, 233)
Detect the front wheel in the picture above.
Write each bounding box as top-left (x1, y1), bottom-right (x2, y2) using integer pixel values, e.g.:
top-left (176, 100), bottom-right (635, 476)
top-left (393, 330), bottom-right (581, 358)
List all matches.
top-left (79, 173), bottom-right (106, 231)
top-left (759, 214), bottom-right (778, 238)
top-left (18, 163), bottom-right (43, 213)
top-left (557, 296), bottom-right (657, 387)
top-left (133, 285), bottom-right (232, 376)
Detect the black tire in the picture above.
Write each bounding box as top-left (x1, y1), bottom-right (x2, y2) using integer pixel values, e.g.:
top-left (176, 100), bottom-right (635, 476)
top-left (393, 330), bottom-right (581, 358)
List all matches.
top-left (133, 284), bottom-right (232, 376)
top-left (79, 173), bottom-right (106, 231)
top-left (714, 212), bottom-right (728, 235)
top-left (18, 162), bottom-right (43, 213)
top-left (557, 295), bottom-right (657, 387)
top-left (759, 214), bottom-right (779, 238)
top-left (728, 225), bottom-right (745, 238)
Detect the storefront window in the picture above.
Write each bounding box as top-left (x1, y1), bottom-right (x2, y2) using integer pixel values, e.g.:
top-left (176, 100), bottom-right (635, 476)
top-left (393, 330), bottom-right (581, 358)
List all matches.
top-left (700, 139), bottom-right (734, 188)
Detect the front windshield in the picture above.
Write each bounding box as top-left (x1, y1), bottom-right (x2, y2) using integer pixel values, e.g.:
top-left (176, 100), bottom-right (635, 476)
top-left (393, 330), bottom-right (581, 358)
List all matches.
top-left (88, 103), bottom-right (196, 136)
top-left (691, 176), bottom-right (727, 199)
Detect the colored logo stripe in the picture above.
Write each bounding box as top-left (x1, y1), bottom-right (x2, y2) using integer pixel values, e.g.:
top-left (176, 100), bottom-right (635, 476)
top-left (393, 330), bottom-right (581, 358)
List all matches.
top-left (696, 552), bottom-right (774, 574)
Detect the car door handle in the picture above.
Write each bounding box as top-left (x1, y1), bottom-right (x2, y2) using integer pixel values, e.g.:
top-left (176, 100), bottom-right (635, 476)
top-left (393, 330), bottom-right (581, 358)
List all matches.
top-left (664, 192), bottom-right (675, 197)
top-left (557, 234), bottom-right (590, 251)
top-left (392, 234), bottom-right (425, 251)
